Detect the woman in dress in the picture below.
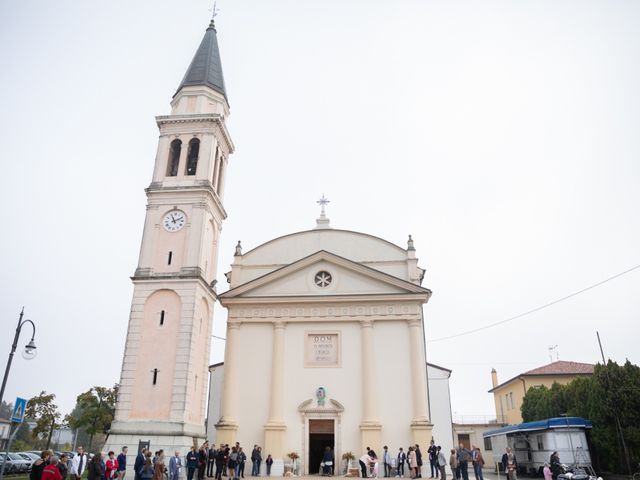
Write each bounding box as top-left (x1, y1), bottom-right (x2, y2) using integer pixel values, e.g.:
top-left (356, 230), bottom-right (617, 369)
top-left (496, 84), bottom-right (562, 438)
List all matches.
top-left (153, 452), bottom-right (166, 480)
top-left (408, 447), bottom-right (417, 479)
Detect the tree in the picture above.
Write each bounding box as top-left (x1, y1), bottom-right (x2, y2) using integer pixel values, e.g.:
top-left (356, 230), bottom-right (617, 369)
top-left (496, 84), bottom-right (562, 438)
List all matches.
top-left (25, 391), bottom-right (61, 449)
top-left (67, 385), bottom-right (118, 452)
top-left (0, 400), bottom-right (13, 419)
top-left (520, 360), bottom-right (640, 474)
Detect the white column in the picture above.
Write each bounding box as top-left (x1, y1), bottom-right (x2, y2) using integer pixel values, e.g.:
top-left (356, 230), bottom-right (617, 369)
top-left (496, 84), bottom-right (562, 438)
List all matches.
top-left (265, 321), bottom-right (287, 465)
top-left (267, 321), bottom-right (286, 423)
top-left (408, 319), bottom-right (429, 423)
top-left (360, 320), bottom-right (381, 451)
top-left (360, 320), bottom-right (379, 422)
top-left (218, 322), bottom-right (240, 425)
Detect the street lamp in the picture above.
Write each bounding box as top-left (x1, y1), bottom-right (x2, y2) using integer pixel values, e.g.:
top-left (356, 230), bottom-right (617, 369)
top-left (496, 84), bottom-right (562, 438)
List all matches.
top-left (0, 308), bottom-right (37, 407)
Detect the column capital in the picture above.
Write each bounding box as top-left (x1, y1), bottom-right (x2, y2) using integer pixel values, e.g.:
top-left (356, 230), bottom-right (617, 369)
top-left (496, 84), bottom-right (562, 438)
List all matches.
top-left (227, 322), bottom-right (241, 330)
top-left (360, 319), bottom-right (374, 329)
top-left (407, 318), bottom-right (422, 328)
top-left (274, 320), bottom-right (287, 330)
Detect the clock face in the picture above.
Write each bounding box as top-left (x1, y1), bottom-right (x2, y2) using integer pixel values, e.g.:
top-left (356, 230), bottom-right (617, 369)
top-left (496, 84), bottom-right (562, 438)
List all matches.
top-left (162, 210), bottom-right (186, 232)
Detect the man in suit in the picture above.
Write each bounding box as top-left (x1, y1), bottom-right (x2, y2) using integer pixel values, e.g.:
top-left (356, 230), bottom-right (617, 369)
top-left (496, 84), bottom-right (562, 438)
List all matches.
top-left (397, 448), bottom-right (406, 478)
top-left (70, 446), bottom-right (87, 480)
top-left (134, 448), bottom-right (146, 480)
top-left (207, 445), bottom-right (216, 478)
top-left (169, 451), bottom-right (183, 480)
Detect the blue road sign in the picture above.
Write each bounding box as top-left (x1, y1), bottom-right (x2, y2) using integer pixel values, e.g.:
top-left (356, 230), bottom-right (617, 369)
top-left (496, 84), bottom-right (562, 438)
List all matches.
top-left (11, 397), bottom-right (27, 423)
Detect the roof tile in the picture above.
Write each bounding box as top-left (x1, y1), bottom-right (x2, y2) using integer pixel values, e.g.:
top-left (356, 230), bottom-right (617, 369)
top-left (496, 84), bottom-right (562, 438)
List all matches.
top-left (523, 360), bottom-right (594, 376)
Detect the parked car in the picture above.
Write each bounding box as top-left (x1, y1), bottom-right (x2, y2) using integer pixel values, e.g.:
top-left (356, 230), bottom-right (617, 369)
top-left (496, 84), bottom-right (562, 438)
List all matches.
top-left (7, 453), bottom-right (32, 473)
top-left (0, 453), bottom-right (24, 474)
top-left (0, 454), bottom-right (15, 474)
top-left (18, 452), bottom-right (39, 469)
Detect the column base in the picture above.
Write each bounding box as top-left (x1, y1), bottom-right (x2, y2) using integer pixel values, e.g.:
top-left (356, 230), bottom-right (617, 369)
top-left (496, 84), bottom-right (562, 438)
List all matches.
top-left (264, 422), bottom-right (287, 459)
top-left (359, 422), bottom-right (382, 454)
top-left (411, 421), bottom-right (433, 478)
top-left (411, 421), bottom-right (434, 448)
top-left (215, 420), bottom-right (239, 446)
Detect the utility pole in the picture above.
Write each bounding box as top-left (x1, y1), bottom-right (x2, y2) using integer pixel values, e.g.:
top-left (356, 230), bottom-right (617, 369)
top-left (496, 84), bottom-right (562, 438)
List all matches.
top-left (596, 332), bottom-right (632, 475)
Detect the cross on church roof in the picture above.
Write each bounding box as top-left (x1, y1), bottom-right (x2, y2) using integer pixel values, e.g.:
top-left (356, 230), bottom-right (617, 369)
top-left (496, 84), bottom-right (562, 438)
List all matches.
top-left (317, 194), bottom-right (330, 215)
top-left (314, 194), bottom-right (331, 230)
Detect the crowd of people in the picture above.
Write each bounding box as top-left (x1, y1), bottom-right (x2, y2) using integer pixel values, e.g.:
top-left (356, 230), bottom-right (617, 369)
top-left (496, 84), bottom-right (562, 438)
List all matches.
top-left (132, 442), bottom-right (273, 480)
top-left (26, 442), bottom-right (274, 480)
top-left (28, 446), bottom-right (126, 480)
top-left (358, 441), bottom-right (488, 480)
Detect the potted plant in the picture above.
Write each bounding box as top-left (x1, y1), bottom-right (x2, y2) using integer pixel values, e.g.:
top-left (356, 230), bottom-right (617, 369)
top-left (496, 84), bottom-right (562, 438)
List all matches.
top-left (342, 452), bottom-right (355, 473)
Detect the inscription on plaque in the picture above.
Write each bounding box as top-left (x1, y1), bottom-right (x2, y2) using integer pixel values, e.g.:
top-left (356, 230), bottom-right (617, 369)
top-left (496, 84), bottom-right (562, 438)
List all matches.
top-left (305, 332), bottom-right (340, 367)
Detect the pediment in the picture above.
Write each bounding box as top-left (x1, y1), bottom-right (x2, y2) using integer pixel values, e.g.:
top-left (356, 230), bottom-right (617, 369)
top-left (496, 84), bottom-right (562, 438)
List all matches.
top-left (219, 250), bottom-right (430, 300)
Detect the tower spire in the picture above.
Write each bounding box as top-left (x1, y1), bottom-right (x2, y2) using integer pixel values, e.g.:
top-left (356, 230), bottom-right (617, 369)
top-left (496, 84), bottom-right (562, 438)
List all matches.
top-left (175, 13), bottom-right (227, 101)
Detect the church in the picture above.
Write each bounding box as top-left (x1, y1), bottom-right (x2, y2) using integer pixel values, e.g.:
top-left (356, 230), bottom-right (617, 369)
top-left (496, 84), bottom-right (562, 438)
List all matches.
top-left (105, 15), bottom-right (452, 476)
top-left (209, 209), bottom-right (435, 475)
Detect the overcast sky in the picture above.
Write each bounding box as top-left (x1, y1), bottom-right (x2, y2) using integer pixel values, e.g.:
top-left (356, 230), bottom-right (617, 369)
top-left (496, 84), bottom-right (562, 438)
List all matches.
top-left (1, 0), bottom-right (639, 423)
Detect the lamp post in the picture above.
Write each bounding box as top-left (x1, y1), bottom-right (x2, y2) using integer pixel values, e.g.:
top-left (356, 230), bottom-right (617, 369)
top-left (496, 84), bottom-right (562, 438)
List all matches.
top-left (0, 308), bottom-right (37, 407)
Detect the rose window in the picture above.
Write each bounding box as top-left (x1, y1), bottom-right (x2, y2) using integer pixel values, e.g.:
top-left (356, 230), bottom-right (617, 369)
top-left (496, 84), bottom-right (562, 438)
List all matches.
top-left (314, 271), bottom-right (332, 288)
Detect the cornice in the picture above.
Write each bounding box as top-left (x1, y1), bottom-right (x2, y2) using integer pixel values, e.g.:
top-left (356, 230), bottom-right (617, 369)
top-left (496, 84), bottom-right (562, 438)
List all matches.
top-left (224, 300), bottom-right (424, 322)
top-left (156, 114), bottom-right (235, 153)
top-left (146, 182), bottom-right (227, 220)
top-left (131, 272), bottom-right (218, 299)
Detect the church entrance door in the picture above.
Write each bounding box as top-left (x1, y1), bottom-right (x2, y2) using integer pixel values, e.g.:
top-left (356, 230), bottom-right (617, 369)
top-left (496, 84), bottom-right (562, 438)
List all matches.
top-left (308, 419), bottom-right (335, 475)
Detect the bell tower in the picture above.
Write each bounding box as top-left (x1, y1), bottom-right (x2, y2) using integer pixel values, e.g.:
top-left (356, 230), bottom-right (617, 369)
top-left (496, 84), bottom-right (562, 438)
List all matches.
top-left (106, 17), bottom-right (234, 459)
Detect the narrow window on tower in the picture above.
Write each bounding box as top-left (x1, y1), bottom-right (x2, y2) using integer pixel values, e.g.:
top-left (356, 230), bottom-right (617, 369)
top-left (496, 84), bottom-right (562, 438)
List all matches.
top-left (168, 251), bottom-right (173, 265)
top-left (160, 310), bottom-right (165, 326)
top-left (212, 146), bottom-right (220, 185)
top-left (152, 368), bottom-right (158, 385)
top-left (167, 139), bottom-right (182, 176)
top-left (186, 138), bottom-right (200, 175)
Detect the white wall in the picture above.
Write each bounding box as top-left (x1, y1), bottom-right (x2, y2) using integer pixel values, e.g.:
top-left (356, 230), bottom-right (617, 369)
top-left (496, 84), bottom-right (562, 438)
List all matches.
top-left (206, 364), bottom-right (225, 442)
top-left (428, 364), bottom-right (454, 449)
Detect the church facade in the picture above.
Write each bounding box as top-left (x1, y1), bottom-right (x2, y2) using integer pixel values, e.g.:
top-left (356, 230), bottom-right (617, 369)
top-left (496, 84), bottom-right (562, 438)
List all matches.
top-left (212, 213), bottom-right (434, 474)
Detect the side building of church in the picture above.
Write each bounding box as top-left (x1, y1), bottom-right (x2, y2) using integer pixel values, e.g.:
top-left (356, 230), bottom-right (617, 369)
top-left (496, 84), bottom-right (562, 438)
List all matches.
top-left (209, 214), bottom-right (444, 475)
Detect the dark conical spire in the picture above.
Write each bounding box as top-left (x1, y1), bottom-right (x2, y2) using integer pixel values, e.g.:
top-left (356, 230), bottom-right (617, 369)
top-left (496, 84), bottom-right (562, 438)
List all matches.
top-left (175, 20), bottom-right (227, 100)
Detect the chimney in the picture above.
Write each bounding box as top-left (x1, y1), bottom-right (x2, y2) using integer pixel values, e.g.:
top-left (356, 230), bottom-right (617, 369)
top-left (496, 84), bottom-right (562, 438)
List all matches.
top-left (491, 368), bottom-right (498, 388)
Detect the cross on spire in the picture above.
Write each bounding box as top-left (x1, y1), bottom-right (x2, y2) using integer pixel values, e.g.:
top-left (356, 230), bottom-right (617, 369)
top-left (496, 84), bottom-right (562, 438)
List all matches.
top-left (210, 0), bottom-right (219, 21)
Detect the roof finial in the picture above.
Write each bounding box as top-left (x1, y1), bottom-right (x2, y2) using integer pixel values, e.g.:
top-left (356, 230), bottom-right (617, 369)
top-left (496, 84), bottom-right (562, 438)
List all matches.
top-left (314, 194), bottom-right (331, 229)
top-left (317, 194), bottom-right (330, 215)
top-left (209, 0), bottom-right (219, 29)
top-left (234, 240), bottom-right (242, 256)
top-left (407, 234), bottom-right (415, 251)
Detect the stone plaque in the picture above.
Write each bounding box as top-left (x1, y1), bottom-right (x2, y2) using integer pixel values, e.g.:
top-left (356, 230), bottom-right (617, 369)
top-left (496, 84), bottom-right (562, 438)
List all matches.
top-left (305, 332), bottom-right (340, 367)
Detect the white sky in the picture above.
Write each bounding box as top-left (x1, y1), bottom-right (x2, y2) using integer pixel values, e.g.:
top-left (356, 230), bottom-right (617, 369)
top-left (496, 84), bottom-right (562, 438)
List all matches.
top-left (1, 0), bottom-right (639, 423)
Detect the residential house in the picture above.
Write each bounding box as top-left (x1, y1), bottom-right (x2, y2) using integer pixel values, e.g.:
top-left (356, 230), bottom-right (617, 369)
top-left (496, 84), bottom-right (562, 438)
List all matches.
top-left (489, 361), bottom-right (595, 424)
